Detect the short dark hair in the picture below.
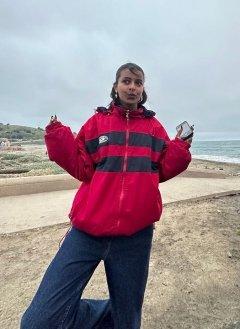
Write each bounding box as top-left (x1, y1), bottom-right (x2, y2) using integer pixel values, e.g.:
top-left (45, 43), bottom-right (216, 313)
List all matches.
top-left (110, 63), bottom-right (147, 106)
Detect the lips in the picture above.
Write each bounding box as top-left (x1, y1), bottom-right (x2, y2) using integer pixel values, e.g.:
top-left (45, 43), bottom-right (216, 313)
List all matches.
top-left (127, 94), bottom-right (137, 99)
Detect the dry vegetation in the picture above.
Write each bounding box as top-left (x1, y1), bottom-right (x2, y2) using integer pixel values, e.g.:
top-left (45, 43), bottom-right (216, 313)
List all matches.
top-left (1, 143), bottom-right (240, 180)
top-left (0, 144), bottom-right (64, 178)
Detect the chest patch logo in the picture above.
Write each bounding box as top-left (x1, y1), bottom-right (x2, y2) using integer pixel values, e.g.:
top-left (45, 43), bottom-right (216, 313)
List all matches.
top-left (99, 135), bottom-right (109, 144)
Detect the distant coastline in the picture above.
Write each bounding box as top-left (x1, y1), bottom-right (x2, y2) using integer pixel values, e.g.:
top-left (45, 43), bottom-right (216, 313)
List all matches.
top-left (192, 154), bottom-right (240, 164)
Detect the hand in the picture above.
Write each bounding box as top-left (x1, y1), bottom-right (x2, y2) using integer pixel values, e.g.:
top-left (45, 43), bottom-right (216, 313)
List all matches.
top-left (185, 136), bottom-right (193, 145)
top-left (176, 126), bottom-right (183, 139)
top-left (175, 125), bottom-right (194, 145)
top-left (49, 114), bottom-right (58, 125)
top-left (186, 125), bottom-right (194, 145)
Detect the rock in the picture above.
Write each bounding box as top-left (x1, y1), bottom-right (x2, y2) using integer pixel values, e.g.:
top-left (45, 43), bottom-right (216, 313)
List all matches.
top-left (224, 321), bottom-right (240, 329)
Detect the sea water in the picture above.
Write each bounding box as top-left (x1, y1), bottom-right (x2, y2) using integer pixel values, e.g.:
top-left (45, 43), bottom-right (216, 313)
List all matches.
top-left (191, 140), bottom-right (240, 164)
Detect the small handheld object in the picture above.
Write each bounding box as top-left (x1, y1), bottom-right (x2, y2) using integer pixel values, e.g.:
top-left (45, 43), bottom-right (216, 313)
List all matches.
top-left (176, 121), bottom-right (194, 140)
top-left (50, 114), bottom-right (57, 123)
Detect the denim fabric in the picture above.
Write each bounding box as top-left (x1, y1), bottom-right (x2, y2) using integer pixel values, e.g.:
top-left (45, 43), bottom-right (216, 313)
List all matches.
top-left (20, 225), bottom-right (153, 329)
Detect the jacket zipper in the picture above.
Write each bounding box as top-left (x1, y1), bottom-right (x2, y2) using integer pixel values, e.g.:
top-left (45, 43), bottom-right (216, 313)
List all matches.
top-left (117, 109), bottom-right (129, 230)
top-left (123, 110), bottom-right (130, 171)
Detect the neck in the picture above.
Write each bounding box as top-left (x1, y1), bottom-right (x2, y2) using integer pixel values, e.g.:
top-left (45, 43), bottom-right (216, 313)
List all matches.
top-left (118, 101), bottom-right (138, 110)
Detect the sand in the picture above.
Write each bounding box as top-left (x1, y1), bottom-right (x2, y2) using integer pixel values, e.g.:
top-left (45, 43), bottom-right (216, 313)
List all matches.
top-left (188, 158), bottom-right (240, 177)
top-left (1, 195), bottom-right (239, 329)
top-left (0, 159), bottom-right (240, 329)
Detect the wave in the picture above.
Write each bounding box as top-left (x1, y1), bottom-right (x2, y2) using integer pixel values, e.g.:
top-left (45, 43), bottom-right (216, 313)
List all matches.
top-left (192, 154), bottom-right (240, 164)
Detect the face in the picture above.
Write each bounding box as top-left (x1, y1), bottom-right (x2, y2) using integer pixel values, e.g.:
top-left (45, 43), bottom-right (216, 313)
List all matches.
top-left (114, 68), bottom-right (144, 109)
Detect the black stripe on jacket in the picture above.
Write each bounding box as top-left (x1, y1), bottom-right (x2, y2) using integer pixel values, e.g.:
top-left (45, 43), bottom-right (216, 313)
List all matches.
top-left (86, 132), bottom-right (126, 154)
top-left (129, 132), bottom-right (166, 152)
top-left (96, 156), bottom-right (159, 172)
top-left (86, 131), bottom-right (166, 154)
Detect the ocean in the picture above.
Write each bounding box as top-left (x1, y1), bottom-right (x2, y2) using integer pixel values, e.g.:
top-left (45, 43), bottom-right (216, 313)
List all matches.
top-left (191, 140), bottom-right (240, 164)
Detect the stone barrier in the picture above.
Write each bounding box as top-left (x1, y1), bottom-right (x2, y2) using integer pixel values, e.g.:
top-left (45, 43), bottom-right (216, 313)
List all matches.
top-left (0, 174), bottom-right (80, 197)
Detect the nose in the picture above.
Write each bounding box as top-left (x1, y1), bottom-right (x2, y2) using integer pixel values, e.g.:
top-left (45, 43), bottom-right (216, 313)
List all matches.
top-left (128, 81), bottom-right (136, 91)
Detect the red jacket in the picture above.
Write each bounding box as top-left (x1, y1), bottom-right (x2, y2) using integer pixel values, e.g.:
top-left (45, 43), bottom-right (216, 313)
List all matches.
top-left (45, 104), bottom-right (191, 236)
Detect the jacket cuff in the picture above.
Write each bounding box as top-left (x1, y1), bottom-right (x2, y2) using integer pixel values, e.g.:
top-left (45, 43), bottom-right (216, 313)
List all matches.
top-left (174, 137), bottom-right (191, 149)
top-left (45, 121), bottom-right (62, 133)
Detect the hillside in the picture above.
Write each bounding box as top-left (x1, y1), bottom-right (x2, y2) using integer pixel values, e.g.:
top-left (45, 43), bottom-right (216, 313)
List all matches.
top-left (0, 123), bottom-right (44, 141)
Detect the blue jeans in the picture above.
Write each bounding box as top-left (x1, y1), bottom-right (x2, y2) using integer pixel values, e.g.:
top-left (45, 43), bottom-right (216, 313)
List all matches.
top-left (21, 225), bottom-right (153, 329)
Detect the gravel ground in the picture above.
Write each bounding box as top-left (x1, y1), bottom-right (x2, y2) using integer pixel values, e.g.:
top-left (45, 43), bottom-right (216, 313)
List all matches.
top-left (1, 194), bottom-right (240, 329)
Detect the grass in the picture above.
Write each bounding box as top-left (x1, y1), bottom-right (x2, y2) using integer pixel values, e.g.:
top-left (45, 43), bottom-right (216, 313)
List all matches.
top-left (0, 153), bottom-right (24, 160)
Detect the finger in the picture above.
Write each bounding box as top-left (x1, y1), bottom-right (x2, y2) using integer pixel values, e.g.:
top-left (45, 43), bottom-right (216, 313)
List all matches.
top-left (176, 127), bottom-right (183, 138)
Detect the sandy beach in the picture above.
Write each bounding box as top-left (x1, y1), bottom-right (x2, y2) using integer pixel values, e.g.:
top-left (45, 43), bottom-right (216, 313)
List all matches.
top-left (0, 158), bottom-right (240, 329)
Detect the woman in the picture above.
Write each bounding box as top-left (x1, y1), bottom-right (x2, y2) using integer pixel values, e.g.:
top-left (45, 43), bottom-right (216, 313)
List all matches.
top-left (21, 63), bottom-right (192, 329)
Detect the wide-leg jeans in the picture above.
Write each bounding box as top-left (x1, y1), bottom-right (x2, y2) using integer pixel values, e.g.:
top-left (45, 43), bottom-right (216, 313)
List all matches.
top-left (20, 224), bottom-right (153, 329)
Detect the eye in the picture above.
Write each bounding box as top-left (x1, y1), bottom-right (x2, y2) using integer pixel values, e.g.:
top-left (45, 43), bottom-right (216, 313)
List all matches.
top-left (122, 79), bottom-right (130, 84)
top-left (135, 80), bottom-right (143, 86)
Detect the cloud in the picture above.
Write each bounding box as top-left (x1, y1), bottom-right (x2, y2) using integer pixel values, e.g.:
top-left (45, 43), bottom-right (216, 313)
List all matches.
top-left (0, 0), bottom-right (239, 137)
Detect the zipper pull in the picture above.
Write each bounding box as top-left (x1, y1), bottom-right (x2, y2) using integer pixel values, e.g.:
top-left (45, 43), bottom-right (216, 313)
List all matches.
top-left (126, 110), bottom-right (129, 121)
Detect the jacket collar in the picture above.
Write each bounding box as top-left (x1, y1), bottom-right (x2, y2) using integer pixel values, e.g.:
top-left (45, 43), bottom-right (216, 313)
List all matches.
top-left (112, 104), bottom-right (144, 118)
top-left (96, 102), bottom-right (156, 118)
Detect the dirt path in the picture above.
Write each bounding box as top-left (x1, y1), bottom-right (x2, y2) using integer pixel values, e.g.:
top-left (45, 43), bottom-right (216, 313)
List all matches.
top-left (1, 195), bottom-right (240, 329)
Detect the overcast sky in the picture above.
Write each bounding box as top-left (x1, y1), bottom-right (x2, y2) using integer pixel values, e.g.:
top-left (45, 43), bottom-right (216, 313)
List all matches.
top-left (0, 0), bottom-right (239, 140)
